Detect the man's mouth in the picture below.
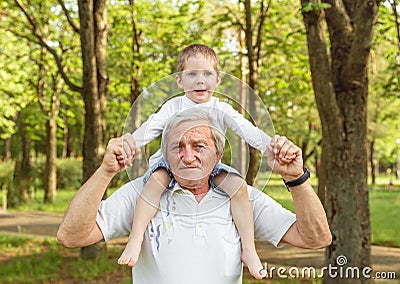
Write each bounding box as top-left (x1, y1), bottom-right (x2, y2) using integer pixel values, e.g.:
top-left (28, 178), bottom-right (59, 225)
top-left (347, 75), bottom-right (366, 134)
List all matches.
top-left (180, 165), bottom-right (199, 169)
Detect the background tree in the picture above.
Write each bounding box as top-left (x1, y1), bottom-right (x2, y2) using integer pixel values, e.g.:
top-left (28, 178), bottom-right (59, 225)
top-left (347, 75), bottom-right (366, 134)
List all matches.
top-left (368, 2), bottom-right (400, 182)
top-left (300, 1), bottom-right (380, 283)
top-left (36, 47), bottom-right (62, 204)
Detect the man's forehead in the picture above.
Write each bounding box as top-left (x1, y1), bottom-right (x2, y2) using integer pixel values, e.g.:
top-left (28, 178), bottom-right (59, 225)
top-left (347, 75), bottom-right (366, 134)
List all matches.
top-left (170, 121), bottom-right (212, 141)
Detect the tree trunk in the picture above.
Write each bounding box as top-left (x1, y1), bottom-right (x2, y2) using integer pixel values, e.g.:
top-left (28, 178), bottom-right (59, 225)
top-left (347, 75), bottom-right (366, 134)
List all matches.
top-left (4, 137), bottom-right (12, 160)
top-left (316, 139), bottom-right (326, 207)
top-left (79, 0), bottom-right (108, 184)
top-left (369, 140), bottom-right (376, 185)
top-left (61, 112), bottom-right (70, 159)
top-left (43, 79), bottom-right (61, 203)
top-left (237, 39), bottom-right (248, 175)
top-left (78, 0), bottom-right (109, 260)
top-left (128, 0), bottom-right (144, 179)
top-left (44, 116), bottom-right (58, 203)
top-left (243, 0), bottom-right (264, 185)
top-left (301, 1), bottom-right (379, 282)
top-left (8, 112), bottom-right (32, 207)
top-left (234, 3), bottom-right (248, 176)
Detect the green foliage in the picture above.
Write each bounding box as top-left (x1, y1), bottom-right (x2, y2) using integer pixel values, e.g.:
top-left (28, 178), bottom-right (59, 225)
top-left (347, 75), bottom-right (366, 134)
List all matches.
top-left (0, 160), bottom-right (15, 191)
top-left (368, 3), bottom-right (400, 167)
top-left (0, 31), bottom-right (36, 140)
top-left (56, 158), bottom-right (83, 190)
top-left (301, 1), bottom-right (331, 12)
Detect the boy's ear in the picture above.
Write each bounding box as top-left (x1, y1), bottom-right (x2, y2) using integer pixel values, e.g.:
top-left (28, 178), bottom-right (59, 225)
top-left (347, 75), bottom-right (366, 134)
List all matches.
top-left (175, 74), bottom-right (183, 88)
top-left (216, 73), bottom-right (222, 87)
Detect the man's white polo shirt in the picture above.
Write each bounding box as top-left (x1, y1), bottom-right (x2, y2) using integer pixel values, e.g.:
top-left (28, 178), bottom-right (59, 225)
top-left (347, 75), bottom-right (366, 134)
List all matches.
top-left (96, 177), bottom-right (296, 284)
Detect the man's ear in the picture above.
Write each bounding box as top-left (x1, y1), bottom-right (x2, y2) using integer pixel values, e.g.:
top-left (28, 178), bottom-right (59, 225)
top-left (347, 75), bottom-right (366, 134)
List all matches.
top-left (175, 74), bottom-right (183, 89)
top-left (216, 150), bottom-right (224, 163)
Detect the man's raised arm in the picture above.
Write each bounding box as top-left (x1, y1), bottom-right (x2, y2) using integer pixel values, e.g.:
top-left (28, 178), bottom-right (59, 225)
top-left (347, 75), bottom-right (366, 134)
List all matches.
top-left (57, 134), bottom-right (139, 248)
top-left (266, 135), bottom-right (332, 249)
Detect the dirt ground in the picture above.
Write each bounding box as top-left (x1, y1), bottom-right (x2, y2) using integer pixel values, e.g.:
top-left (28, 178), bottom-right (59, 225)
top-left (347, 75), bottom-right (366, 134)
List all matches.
top-left (1, 210), bottom-right (399, 282)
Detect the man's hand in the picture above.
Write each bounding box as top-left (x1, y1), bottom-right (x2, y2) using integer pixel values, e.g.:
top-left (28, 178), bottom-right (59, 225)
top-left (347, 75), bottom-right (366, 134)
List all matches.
top-left (266, 135), bottom-right (303, 181)
top-left (100, 134), bottom-right (141, 177)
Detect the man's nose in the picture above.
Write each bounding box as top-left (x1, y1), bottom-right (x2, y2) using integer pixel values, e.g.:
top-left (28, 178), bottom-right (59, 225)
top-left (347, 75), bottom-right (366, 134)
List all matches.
top-left (180, 146), bottom-right (196, 163)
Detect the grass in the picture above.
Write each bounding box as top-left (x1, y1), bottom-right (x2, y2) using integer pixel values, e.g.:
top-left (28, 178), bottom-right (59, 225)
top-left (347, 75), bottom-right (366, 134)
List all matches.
top-left (0, 233), bottom-right (132, 284)
top-left (370, 189), bottom-right (400, 247)
top-left (0, 232), bottom-right (325, 284)
top-left (2, 188), bottom-right (119, 213)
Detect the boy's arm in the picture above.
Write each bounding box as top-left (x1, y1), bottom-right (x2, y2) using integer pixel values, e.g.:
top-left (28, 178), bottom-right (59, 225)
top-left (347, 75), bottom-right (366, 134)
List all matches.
top-left (221, 103), bottom-right (271, 154)
top-left (131, 99), bottom-right (175, 148)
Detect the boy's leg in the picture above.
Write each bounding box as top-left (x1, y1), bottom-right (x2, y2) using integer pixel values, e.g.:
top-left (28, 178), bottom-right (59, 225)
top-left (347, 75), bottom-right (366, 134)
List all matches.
top-left (213, 172), bottom-right (267, 279)
top-left (118, 168), bottom-right (171, 266)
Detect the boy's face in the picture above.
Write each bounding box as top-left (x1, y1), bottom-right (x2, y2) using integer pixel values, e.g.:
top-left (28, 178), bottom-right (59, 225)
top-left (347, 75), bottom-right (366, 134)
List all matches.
top-left (175, 56), bottom-right (221, 104)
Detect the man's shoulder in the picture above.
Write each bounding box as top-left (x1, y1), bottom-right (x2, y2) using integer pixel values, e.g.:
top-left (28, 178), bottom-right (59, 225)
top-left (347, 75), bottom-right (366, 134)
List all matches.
top-left (110, 177), bottom-right (145, 199)
top-left (247, 185), bottom-right (275, 205)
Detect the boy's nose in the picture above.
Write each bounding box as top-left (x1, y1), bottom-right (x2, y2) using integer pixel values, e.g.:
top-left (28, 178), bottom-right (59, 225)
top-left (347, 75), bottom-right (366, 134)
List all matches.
top-left (196, 74), bottom-right (206, 83)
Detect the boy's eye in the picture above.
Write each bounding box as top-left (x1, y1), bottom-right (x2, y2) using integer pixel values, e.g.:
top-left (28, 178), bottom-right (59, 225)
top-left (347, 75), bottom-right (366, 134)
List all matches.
top-left (204, 71), bottom-right (213, 77)
top-left (187, 72), bottom-right (197, 76)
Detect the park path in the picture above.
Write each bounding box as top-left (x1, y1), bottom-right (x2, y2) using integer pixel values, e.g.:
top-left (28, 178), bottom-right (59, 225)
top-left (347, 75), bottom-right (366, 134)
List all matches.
top-left (1, 210), bottom-right (399, 281)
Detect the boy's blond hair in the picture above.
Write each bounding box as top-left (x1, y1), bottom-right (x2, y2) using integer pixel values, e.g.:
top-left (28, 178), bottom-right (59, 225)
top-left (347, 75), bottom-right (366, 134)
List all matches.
top-left (177, 44), bottom-right (219, 72)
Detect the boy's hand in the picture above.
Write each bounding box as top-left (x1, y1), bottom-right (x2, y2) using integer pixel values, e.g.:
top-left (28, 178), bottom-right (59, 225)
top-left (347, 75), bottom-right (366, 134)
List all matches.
top-left (266, 135), bottom-right (303, 181)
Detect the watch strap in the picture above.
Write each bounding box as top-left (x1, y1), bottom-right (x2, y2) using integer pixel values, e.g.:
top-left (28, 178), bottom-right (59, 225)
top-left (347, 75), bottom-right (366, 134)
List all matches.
top-left (283, 167), bottom-right (310, 191)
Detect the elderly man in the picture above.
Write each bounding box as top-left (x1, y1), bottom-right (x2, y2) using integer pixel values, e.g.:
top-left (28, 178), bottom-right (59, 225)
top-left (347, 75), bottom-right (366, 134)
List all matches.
top-left (57, 110), bottom-right (331, 284)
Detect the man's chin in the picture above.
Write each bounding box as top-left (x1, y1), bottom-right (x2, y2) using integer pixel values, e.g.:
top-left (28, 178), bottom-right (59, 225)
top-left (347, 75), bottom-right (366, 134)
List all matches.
top-left (174, 175), bottom-right (207, 188)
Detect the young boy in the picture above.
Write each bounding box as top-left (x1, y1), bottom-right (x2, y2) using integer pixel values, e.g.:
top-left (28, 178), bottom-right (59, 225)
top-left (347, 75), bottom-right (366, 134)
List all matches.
top-left (118, 44), bottom-right (293, 279)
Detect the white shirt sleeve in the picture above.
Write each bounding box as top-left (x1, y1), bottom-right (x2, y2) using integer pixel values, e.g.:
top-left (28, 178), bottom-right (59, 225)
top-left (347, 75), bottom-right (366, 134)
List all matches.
top-left (219, 102), bottom-right (271, 154)
top-left (131, 99), bottom-right (177, 148)
top-left (249, 186), bottom-right (296, 247)
top-left (96, 178), bottom-right (143, 241)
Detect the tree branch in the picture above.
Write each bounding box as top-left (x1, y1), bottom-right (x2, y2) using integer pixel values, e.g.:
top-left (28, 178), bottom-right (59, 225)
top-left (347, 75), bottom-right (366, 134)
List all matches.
top-left (300, 0), bottom-right (342, 142)
top-left (58, 0), bottom-right (80, 34)
top-left (14, 0), bottom-right (82, 93)
top-left (342, 0), bottom-right (380, 86)
top-left (255, 0), bottom-right (271, 64)
top-left (224, 4), bottom-right (245, 31)
top-left (389, 0), bottom-right (400, 52)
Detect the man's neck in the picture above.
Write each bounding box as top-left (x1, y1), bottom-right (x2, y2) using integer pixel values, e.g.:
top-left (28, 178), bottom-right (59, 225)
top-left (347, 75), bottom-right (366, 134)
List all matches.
top-left (181, 184), bottom-right (209, 203)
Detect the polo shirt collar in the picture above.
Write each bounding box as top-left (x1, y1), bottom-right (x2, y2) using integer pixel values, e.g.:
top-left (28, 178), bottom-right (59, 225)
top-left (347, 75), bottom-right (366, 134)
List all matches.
top-left (169, 183), bottom-right (226, 199)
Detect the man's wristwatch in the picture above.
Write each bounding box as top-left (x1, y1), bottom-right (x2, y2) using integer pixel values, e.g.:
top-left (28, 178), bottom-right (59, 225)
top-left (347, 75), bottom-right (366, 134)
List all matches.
top-left (283, 167), bottom-right (310, 191)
